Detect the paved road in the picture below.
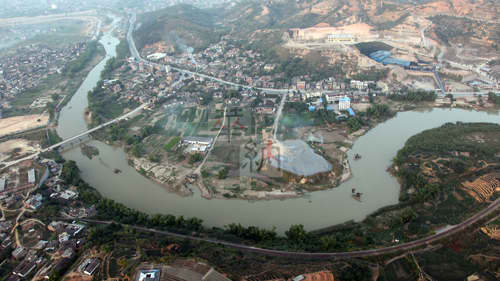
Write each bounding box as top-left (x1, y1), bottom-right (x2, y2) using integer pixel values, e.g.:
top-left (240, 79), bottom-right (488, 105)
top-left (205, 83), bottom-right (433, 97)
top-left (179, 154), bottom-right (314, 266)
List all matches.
top-left (1, 103), bottom-right (147, 169)
top-left (127, 14), bottom-right (498, 98)
top-left (47, 103), bottom-right (147, 151)
top-left (80, 197), bottom-right (499, 259)
top-left (273, 93), bottom-right (288, 140)
top-left (126, 13), bottom-right (288, 95)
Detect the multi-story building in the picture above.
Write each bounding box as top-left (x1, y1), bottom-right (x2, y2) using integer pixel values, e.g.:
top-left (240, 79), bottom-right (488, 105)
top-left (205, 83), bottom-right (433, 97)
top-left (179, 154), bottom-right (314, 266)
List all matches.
top-left (339, 96), bottom-right (351, 111)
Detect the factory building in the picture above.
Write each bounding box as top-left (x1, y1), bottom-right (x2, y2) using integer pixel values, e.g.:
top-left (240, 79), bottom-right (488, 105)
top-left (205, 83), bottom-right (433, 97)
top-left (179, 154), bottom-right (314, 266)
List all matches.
top-left (369, 50), bottom-right (412, 68)
top-left (327, 34), bottom-right (355, 43)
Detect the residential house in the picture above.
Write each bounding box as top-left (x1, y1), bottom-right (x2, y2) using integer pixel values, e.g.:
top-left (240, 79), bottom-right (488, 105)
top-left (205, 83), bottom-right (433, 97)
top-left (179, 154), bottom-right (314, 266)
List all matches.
top-left (13, 261), bottom-right (36, 278)
top-left (80, 258), bottom-right (100, 276)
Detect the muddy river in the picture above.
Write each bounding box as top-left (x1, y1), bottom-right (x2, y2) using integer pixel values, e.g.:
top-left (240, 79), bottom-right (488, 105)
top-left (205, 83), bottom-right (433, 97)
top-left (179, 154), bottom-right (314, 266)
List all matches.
top-left (56, 16), bottom-right (500, 233)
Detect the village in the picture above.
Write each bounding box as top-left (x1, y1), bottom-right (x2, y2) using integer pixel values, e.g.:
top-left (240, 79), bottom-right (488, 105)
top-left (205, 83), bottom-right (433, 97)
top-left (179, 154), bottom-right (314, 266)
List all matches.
top-left (87, 29), bottom-right (500, 201)
top-left (0, 41), bottom-right (97, 119)
top-left (0, 148), bottom-right (238, 281)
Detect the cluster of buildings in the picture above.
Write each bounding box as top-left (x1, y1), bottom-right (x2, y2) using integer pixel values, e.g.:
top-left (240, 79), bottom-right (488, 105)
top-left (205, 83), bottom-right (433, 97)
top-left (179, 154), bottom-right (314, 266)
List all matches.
top-left (139, 36), bottom-right (356, 91)
top-left (288, 22), bottom-right (374, 44)
top-left (462, 75), bottom-right (498, 90)
top-left (0, 156), bottom-right (98, 281)
top-left (0, 42), bottom-right (90, 108)
top-left (0, 165), bottom-right (39, 201)
top-left (1, 215), bottom-right (91, 281)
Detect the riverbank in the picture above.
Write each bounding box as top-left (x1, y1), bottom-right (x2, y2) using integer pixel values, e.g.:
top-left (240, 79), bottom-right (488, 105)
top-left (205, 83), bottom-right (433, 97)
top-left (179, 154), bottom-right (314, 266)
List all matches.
top-left (89, 95), bottom-right (499, 203)
top-left (53, 45), bottom-right (106, 125)
top-left (59, 103), bottom-right (500, 232)
top-left (356, 122), bottom-right (500, 239)
top-left (63, 151), bottom-right (500, 258)
top-left (53, 13), bottom-right (500, 230)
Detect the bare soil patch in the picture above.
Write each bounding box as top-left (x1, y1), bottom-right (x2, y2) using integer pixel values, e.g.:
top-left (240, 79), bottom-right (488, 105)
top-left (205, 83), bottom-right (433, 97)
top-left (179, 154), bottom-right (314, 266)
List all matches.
top-left (0, 114), bottom-right (49, 137)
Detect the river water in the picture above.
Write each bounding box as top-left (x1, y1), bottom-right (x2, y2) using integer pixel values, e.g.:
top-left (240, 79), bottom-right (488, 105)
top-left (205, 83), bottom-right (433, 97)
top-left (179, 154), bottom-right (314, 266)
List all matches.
top-left (56, 19), bottom-right (500, 233)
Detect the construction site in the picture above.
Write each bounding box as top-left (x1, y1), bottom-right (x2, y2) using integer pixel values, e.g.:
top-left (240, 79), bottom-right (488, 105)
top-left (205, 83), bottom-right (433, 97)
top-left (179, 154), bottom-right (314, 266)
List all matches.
top-left (281, 8), bottom-right (500, 92)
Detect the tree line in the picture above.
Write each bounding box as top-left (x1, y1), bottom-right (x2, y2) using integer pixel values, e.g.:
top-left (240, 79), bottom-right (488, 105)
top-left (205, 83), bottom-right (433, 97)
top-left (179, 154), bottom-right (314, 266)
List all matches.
top-left (388, 90), bottom-right (437, 102)
top-left (64, 41), bottom-right (98, 76)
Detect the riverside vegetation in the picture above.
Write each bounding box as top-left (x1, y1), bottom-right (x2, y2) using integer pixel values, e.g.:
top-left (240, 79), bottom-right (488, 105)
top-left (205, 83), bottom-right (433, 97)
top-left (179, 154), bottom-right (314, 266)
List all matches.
top-left (60, 121), bottom-right (499, 254)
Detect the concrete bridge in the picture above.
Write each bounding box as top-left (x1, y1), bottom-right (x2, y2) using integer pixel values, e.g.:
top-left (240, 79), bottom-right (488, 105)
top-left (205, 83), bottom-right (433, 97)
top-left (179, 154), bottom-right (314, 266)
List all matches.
top-left (1, 103), bottom-right (147, 169)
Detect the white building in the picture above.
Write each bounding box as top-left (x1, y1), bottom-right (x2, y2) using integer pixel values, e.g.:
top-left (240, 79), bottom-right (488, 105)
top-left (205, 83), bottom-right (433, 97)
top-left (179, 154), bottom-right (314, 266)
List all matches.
top-left (182, 137), bottom-right (213, 153)
top-left (146, 53), bottom-right (166, 61)
top-left (58, 232), bottom-right (70, 243)
top-left (28, 169), bottom-right (35, 184)
top-left (303, 91), bottom-right (322, 100)
top-left (325, 93), bottom-right (342, 103)
top-left (327, 33), bottom-right (355, 43)
top-left (182, 137), bottom-right (213, 146)
top-left (137, 269), bottom-right (160, 281)
top-left (60, 190), bottom-right (78, 200)
top-left (0, 178), bottom-right (5, 192)
top-left (350, 80), bottom-right (371, 90)
top-left (339, 96), bottom-right (351, 111)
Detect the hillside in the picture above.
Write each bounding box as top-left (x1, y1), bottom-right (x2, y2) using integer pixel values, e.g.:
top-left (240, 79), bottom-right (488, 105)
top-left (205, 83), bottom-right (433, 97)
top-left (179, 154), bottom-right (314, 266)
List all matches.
top-left (134, 4), bottom-right (227, 52)
top-left (394, 122), bottom-right (500, 203)
top-left (134, 0), bottom-right (500, 63)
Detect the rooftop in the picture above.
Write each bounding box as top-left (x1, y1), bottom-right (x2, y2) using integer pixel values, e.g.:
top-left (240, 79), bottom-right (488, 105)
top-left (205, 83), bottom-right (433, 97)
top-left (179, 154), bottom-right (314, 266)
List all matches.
top-left (137, 269), bottom-right (160, 281)
top-left (182, 136), bottom-right (213, 144)
top-left (28, 169), bottom-right (36, 184)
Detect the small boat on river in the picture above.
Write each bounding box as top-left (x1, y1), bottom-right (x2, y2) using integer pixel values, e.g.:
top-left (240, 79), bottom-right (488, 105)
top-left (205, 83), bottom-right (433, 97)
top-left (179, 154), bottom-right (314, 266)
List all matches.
top-left (352, 192), bottom-right (363, 202)
top-left (354, 153), bottom-right (362, 160)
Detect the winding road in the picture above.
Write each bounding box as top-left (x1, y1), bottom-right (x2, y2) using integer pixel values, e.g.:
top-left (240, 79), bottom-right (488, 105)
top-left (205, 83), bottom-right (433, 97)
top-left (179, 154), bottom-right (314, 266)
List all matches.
top-left (127, 13), bottom-right (500, 98)
top-left (127, 13), bottom-right (288, 95)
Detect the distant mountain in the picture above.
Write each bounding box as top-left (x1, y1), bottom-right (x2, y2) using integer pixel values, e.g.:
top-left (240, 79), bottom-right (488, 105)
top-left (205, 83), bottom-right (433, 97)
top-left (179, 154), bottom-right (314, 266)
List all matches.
top-left (134, 0), bottom-right (500, 52)
top-left (134, 4), bottom-right (227, 52)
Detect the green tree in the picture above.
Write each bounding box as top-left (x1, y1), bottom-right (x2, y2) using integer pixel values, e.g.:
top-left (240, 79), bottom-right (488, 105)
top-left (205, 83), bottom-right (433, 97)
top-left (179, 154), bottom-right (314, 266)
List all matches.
top-left (201, 170), bottom-right (210, 178)
top-left (61, 160), bottom-right (80, 185)
top-left (400, 208), bottom-right (417, 224)
top-left (347, 117), bottom-right (362, 131)
top-left (189, 153), bottom-right (203, 164)
top-left (366, 104), bottom-right (393, 119)
top-left (488, 92), bottom-right (500, 105)
top-left (285, 224), bottom-right (308, 244)
top-left (320, 235), bottom-right (338, 251)
top-left (218, 167), bottom-right (229, 179)
top-left (339, 263), bottom-right (371, 281)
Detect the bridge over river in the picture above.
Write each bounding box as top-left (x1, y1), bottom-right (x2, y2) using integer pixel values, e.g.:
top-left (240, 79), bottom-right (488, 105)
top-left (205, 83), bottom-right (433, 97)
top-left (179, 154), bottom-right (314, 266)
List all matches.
top-left (0, 103), bottom-right (147, 169)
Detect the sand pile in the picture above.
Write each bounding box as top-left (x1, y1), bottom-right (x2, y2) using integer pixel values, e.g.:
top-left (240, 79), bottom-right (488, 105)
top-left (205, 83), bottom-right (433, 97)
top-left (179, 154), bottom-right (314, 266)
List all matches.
top-left (269, 139), bottom-right (332, 177)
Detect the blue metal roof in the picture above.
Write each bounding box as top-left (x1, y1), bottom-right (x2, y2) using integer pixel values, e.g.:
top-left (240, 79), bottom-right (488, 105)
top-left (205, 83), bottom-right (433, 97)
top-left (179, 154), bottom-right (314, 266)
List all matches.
top-left (368, 50), bottom-right (411, 67)
top-left (347, 108), bottom-right (355, 116)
